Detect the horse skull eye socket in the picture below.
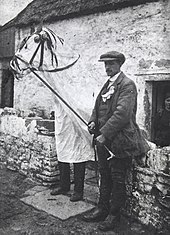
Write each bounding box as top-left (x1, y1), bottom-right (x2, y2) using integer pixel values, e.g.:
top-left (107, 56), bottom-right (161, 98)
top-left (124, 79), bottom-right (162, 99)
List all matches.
top-left (34, 35), bottom-right (40, 43)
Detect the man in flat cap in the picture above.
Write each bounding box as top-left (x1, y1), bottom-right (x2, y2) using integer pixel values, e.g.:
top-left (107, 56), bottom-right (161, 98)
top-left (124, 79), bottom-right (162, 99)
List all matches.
top-left (154, 92), bottom-right (170, 147)
top-left (82, 51), bottom-right (149, 231)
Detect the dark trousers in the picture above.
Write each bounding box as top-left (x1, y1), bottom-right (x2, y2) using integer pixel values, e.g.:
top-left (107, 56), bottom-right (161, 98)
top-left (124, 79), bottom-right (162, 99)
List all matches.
top-left (97, 145), bottom-right (132, 215)
top-left (58, 161), bottom-right (86, 193)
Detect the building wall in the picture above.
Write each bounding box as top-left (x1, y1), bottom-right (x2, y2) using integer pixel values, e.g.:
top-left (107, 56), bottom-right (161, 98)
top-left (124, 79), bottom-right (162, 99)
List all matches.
top-left (13, 0), bottom-right (170, 133)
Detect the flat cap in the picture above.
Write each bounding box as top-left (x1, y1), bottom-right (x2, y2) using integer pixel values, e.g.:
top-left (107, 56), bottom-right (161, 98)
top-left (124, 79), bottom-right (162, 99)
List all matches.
top-left (99, 51), bottom-right (125, 64)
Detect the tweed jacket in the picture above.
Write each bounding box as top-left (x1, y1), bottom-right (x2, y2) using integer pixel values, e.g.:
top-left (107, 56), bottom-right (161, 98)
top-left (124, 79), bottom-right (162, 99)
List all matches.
top-left (89, 72), bottom-right (150, 158)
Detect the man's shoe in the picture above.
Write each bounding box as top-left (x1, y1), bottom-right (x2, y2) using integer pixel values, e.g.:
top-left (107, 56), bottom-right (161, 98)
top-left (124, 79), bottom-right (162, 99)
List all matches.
top-left (98, 214), bottom-right (120, 232)
top-left (81, 207), bottom-right (108, 222)
top-left (50, 187), bottom-right (69, 196)
top-left (70, 192), bottom-right (83, 202)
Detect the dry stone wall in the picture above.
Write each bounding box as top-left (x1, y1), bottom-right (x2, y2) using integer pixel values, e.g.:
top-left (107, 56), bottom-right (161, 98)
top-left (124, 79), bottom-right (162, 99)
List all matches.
top-left (125, 147), bottom-right (170, 234)
top-left (0, 107), bottom-right (59, 185)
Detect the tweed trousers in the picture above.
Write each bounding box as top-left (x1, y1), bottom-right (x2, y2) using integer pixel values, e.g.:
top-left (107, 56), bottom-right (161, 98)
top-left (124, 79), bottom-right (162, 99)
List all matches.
top-left (96, 144), bottom-right (132, 215)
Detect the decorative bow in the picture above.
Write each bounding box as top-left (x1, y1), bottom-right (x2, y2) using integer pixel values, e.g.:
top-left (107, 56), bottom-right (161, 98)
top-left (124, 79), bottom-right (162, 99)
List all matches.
top-left (101, 85), bottom-right (115, 102)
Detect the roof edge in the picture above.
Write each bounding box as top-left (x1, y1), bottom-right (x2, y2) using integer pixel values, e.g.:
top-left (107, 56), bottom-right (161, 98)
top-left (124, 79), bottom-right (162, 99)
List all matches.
top-left (0, 0), bottom-right (160, 31)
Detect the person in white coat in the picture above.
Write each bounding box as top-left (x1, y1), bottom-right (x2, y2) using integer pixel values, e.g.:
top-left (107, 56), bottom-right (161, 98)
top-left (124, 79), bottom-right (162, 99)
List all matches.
top-left (50, 103), bottom-right (94, 202)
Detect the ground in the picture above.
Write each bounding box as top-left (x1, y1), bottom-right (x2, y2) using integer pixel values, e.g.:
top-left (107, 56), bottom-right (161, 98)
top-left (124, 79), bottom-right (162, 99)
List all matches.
top-left (0, 164), bottom-right (158, 235)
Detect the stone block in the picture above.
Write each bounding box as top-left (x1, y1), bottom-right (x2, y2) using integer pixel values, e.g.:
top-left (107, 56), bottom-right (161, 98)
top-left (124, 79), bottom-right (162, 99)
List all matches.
top-left (36, 173), bottom-right (59, 183)
top-left (7, 164), bottom-right (18, 171)
top-left (0, 115), bottom-right (27, 137)
top-left (32, 141), bottom-right (43, 151)
top-left (155, 172), bottom-right (170, 195)
top-left (37, 135), bottom-right (56, 153)
top-left (155, 59), bottom-right (170, 68)
top-left (25, 117), bottom-right (43, 127)
top-left (0, 148), bottom-right (6, 158)
top-left (138, 59), bottom-right (153, 69)
top-left (147, 148), bottom-right (169, 173)
top-left (21, 161), bottom-right (29, 172)
top-left (36, 119), bottom-right (55, 133)
top-left (135, 167), bottom-right (156, 193)
top-left (44, 166), bottom-right (58, 173)
top-left (29, 158), bottom-right (43, 170)
top-left (41, 169), bottom-right (59, 177)
top-left (157, 172), bottom-right (170, 185)
top-left (43, 158), bottom-right (58, 167)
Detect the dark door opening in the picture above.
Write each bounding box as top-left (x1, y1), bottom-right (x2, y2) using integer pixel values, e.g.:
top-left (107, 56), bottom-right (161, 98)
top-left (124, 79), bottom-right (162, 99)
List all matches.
top-left (1, 69), bottom-right (14, 108)
top-left (152, 81), bottom-right (170, 146)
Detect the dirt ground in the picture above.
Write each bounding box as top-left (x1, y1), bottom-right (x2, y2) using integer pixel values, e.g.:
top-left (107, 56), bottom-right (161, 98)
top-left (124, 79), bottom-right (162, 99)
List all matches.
top-left (0, 164), bottom-right (160, 235)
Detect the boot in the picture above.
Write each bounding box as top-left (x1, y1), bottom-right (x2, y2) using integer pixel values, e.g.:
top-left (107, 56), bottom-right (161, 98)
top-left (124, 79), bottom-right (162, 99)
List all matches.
top-left (50, 187), bottom-right (69, 195)
top-left (98, 214), bottom-right (120, 231)
top-left (82, 206), bottom-right (108, 222)
top-left (70, 192), bottom-right (83, 202)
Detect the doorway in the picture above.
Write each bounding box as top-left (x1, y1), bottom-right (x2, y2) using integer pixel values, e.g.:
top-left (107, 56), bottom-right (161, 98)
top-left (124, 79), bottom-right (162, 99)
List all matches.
top-left (1, 69), bottom-right (14, 108)
top-left (152, 81), bottom-right (170, 143)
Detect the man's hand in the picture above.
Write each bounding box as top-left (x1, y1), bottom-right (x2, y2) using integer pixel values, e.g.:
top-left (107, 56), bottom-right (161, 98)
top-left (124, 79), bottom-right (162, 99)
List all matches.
top-left (96, 134), bottom-right (106, 145)
top-left (88, 122), bottom-right (96, 135)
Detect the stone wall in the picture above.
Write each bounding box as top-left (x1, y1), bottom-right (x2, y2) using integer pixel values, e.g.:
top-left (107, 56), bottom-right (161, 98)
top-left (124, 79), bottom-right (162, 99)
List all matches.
top-left (0, 107), bottom-right (58, 185)
top-left (125, 147), bottom-right (170, 234)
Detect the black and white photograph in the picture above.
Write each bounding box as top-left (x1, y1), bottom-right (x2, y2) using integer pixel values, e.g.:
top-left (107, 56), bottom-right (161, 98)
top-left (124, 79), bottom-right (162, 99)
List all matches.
top-left (0, 0), bottom-right (170, 234)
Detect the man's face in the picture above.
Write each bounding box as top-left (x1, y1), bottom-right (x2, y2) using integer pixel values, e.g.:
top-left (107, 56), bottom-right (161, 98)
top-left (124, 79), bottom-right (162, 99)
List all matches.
top-left (165, 97), bottom-right (170, 111)
top-left (104, 60), bottom-right (121, 77)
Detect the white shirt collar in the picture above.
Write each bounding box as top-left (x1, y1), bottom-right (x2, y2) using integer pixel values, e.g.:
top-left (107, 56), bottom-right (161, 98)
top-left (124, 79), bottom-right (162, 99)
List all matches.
top-left (109, 71), bottom-right (121, 83)
top-left (107, 71), bottom-right (121, 88)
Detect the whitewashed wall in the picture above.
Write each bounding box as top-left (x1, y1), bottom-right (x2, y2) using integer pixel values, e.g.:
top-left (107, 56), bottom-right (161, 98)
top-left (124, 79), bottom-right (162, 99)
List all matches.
top-left (14, 0), bottom-right (170, 130)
